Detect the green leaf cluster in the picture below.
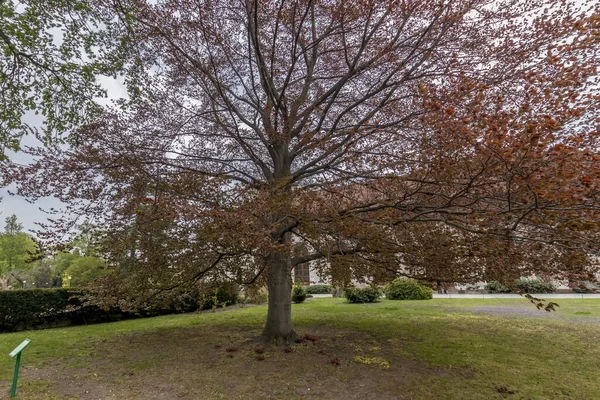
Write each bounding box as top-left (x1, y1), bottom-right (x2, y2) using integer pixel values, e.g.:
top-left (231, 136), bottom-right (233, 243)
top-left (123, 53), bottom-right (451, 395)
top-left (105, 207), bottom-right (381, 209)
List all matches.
top-left (303, 284), bottom-right (332, 294)
top-left (384, 278), bottom-right (433, 300)
top-left (291, 285), bottom-right (307, 303)
top-left (344, 286), bottom-right (382, 303)
top-left (0, 1), bottom-right (128, 158)
top-left (0, 214), bottom-right (37, 282)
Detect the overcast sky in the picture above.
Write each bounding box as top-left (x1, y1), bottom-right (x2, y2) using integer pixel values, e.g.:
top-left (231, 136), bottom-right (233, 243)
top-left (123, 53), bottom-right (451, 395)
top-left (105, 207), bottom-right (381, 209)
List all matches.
top-left (0, 76), bottom-right (128, 234)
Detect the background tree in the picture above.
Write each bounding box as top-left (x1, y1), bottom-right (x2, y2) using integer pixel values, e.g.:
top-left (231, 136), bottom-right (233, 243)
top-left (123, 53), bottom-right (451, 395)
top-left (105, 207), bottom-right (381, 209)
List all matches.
top-left (51, 221), bottom-right (108, 288)
top-left (62, 256), bottom-right (107, 288)
top-left (6, 0), bottom-right (600, 343)
top-left (27, 257), bottom-right (62, 288)
top-left (0, 219), bottom-right (107, 289)
top-left (0, 214), bottom-right (37, 287)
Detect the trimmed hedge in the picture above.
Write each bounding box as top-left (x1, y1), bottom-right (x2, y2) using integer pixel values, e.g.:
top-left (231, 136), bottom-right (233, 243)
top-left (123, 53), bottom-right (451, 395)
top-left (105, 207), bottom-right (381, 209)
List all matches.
top-left (1, 289), bottom-right (127, 333)
top-left (385, 278), bottom-right (432, 300)
top-left (345, 286), bottom-right (382, 303)
top-left (0, 288), bottom-right (203, 333)
top-left (303, 284), bottom-right (332, 295)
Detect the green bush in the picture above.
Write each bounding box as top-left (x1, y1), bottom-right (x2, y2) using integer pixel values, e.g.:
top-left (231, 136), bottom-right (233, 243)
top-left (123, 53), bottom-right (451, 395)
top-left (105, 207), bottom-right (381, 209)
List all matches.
top-left (292, 285), bottom-right (307, 303)
top-left (344, 286), bottom-right (382, 303)
top-left (303, 284), bottom-right (332, 294)
top-left (148, 288), bottom-right (204, 313)
top-left (485, 279), bottom-right (554, 294)
top-left (515, 279), bottom-right (555, 294)
top-left (485, 281), bottom-right (512, 293)
top-left (384, 278), bottom-right (432, 300)
top-left (200, 281), bottom-right (239, 310)
top-left (244, 287), bottom-right (268, 304)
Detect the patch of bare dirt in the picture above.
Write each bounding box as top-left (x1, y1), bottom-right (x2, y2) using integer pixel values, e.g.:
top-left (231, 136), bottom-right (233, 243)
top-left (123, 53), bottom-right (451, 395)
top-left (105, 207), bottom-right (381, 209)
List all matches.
top-left (9, 324), bottom-right (473, 400)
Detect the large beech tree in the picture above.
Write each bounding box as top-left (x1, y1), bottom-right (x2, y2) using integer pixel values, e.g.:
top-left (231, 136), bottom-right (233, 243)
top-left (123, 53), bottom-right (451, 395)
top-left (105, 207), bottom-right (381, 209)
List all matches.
top-left (4, 0), bottom-right (600, 342)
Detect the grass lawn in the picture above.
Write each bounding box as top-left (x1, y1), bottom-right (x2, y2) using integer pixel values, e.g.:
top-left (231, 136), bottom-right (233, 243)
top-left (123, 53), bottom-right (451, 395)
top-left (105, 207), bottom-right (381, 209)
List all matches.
top-left (1, 298), bottom-right (600, 399)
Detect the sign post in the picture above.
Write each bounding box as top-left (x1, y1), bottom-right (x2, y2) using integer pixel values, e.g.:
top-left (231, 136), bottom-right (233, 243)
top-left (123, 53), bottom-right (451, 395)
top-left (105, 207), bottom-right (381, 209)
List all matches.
top-left (8, 339), bottom-right (31, 398)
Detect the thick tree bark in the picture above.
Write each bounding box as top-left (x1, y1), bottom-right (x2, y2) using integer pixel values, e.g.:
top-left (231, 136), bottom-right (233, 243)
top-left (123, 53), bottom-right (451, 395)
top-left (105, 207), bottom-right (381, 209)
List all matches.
top-left (261, 250), bottom-right (296, 344)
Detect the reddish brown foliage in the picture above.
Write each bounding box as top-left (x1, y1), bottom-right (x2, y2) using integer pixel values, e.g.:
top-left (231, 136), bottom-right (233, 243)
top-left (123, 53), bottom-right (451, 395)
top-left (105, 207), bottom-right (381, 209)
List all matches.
top-left (303, 334), bottom-right (318, 344)
top-left (3, 0), bottom-right (600, 340)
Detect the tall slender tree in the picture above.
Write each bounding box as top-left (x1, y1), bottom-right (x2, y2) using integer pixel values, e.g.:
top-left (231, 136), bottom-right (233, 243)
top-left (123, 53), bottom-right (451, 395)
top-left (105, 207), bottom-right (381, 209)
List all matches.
top-left (6, 0), bottom-right (600, 342)
top-left (0, 214), bottom-right (36, 286)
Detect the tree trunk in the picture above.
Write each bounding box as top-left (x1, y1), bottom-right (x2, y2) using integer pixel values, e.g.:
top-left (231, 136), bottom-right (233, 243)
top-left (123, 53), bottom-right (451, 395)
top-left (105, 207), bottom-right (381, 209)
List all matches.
top-left (261, 250), bottom-right (296, 344)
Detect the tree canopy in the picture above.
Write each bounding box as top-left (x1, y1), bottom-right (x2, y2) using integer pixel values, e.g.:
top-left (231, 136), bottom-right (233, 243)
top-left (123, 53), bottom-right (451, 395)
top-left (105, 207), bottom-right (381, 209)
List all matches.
top-left (3, 0), bottom-right (600, 342)
top-left (0, 214), bottom-right (37, 286)
top-left (0, 218), bottom-right (108, 289)
top-left (0, 0), bottom-right (126, 159)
